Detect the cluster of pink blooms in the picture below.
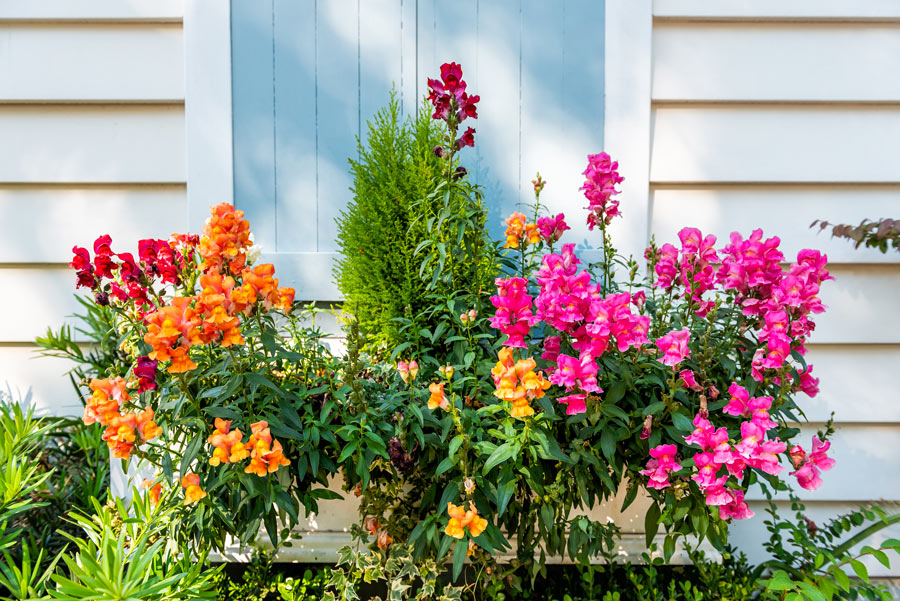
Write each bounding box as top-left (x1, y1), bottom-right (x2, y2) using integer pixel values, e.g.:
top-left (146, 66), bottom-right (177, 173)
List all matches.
top-left (536, 214), bottom-right (570, 244)
top-left (488, 277), bottom-right (537, 349)
top-left (427, 62), bottom-right (479, 149)
top-left (581, 152), bottom-right (624, 229)
top-left (652, 227), bottom-right (831, 387)
top-left (789, 436), bottom-right (835, 490)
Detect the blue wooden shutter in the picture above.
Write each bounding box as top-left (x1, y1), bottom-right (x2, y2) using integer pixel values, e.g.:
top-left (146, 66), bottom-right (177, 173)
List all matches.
top-left (231, 0), bottom-right (605, 301)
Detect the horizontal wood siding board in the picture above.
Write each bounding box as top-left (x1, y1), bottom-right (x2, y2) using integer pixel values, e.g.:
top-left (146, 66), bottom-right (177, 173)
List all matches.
top-left (0, 23), bottom-right (184, 101)
top-left (652, 22), bottom-right (900, 102)
top-left (744, 424), bottom-right (900, 502)
top-left (810, 264), bottom-right (900, 344)
top-left (0, 186), bottom-right (185, 262)
top-left (652, 0), bottom-right (900, 20)
top-left (0, 268), bottom-right (91, 342)
top-left (0, 0), bottom-right (184, 21)
top-left (0, 105), bottom-right (185, 183)
top-left (649, 185), bottom-right (900, 263)
top-left (802, 344), bottom-right (900, 423)
top-left (650, 105), bottom-right (900, 183)
top-left (0, 345), bottom-right (83, 416)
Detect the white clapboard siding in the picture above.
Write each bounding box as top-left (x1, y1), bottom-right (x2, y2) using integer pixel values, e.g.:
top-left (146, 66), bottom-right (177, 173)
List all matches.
top-left (0, 186), bottom-right (186, 263)
top-left (0, 346), bottom-right (83, 415)
top-left (650, 186), bottom-right (900, 264)
top-left (803, 344), bottom-right (900, 423)
top-left (730, 502), bottom-right (900, 578)
top-left (0, 24), bottom-right (184, 101)
top-left (0, 268), bottom-right (87, 342)
top-left (652, 0), bottom-right (900, 20)
top-left (650, 106), bottom-right (900, 184)
top-left (0, 0), bottom-right (183, 21)
top-left (642, 3), bottom-right (900, 577)
top-left (0, 106), bottom-right (185, 183)
top-left (653, 22), bottom-right (900, 102)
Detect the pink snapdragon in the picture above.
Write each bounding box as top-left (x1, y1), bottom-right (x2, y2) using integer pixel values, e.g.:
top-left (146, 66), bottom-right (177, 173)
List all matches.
top-left (719, 490), bottom-right (754, 520)
top-left (679, 369), bottom-right (701, 391)
top-left (581, 152), bottom-right (624, 229)
top-left (426, 62), bottom-right (480, 127)
top-left (558, 393), bottom-right (588, 416)
top-left (489, 277), bottom-right (537, 348)
top-left (536, 213), bottom-right (570, 244)
top-left (795, 365), bottom-right (820, 397)
top-left (534, 244), bottom-right (597, 333)
top-left (655, 328), bottom-right (691, 367)
top-left (550, 353), bottom-right (600, 393)
top-left (640, 444), bottom-right (679, 489)
top-left (790, 436), bottom-right (835, 491)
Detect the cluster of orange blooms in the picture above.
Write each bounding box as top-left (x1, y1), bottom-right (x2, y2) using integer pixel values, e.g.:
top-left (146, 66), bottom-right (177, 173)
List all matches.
top-left (503, 212), bottom-right (540, 249)
top-left (427, 382), bottom-right (450, 410)
top-left (491, 347), bottom-right (550, 418)
top-left (198, 202), bottom-right (253, 273)
top-left (207, 418), bottom-right (290, 477)
top-left (83, 377), bottom-right (161, 459)
top-left (364, 516), bottom-right (394, 550)
top-left (143, 204), bottom-right (295, 374)
top-left (444, 501), bottom-right (488, 539)
top-left (181, 472), bottom-right (207, 505)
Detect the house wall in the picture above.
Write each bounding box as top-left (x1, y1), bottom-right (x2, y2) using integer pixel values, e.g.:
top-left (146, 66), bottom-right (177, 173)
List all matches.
top-left (645, 0), bottom-right (900, 583)
top-left (0, 1), bottom-right (188, 414)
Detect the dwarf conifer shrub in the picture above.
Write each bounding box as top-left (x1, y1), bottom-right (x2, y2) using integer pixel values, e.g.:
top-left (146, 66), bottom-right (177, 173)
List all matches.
top-left (334, 93), bottom-right (495, 356)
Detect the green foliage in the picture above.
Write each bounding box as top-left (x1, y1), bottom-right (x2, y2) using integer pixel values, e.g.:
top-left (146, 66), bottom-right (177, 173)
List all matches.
top-left (47, 494), bottom-right (220, 600)
top-left (213, 550), bottom-right (287, 601)
top-left (758, 498), bottom-right (900, 601)
top-left (334, 93), bottom-right (496, 357)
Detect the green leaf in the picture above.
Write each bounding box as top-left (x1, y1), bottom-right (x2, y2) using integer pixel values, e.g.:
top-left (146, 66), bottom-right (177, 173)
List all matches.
top-left (766, 570), bottom-right (794, 591)
top-left (671, 411), bottom-right (694, 432)
top-left (850, 559), bottom-right (869, 583)
top-left (600, 429), bottom-right (616, 462)
top-left (831, 567), bottom-right (850, 592)
top-left (496, 479), bottom-right (516, 517)
top-left (663, 535), bottom-right (675, 563)
top-left (645, 503), bottom-right (661, 547)
top-left (451, 539), bottom-right (467, 581)
top-left (872, 549), bottom-right (892, 569)
top-left (435, 457), bottom-right (455, 476)
top-left (482, 443), bottom-right (514, 475)
top-left (796, 582), bottom-right (827, 601)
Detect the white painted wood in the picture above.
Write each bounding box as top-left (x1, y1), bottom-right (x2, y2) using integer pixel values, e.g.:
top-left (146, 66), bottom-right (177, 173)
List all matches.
top-left (731, 501), bottom-right (900, 577)
top-left (0, 268), bottom-right (85, 342)
top-left (261, 252), bottom-right (341, 302)
top-left (650, 106), bottom-right (900, 183)
top-left (0, 345), bottom-right (83, 416)
top-left (743, 424), bottom-right (900, 502)
top-left (803, 344), bottom-right (900, 423)
top-left (398, 0), bottom-right (417, 119)
top-left (0, 0), bottom-right (183, 21)
top-left (650, 185), bottom-right (900, 263)
top-left (815, 265), bottom-right (900, 344)
top-left (0, 24), bottom-right (183, 101)
top-left (604, 0), bottom-right (653, 263)
top-left (0, 105), bottom-right (185, 183)
top-left (652, 23), bottom-right (900, 102)
top-left (652, 0), bottom-right (900, 20)
top-left (184, 0), bottom-right (233, 231)
top-left (0, 185), bottom-right (185, 263)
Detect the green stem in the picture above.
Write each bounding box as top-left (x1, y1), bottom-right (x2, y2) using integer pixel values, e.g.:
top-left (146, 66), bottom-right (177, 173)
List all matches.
top-left (831, 512), bottom-right (900, 558)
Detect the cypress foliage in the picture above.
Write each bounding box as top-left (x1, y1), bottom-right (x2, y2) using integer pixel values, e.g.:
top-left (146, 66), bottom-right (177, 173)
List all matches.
top-left (334, 94), bottom-right (495, 356)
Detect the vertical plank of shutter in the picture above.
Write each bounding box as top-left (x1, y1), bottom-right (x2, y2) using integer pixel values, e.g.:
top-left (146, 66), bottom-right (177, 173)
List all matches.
top-left (273, 0), bottom-right (317, 252)
top-left (399, 0), bottom-right (418, 119)
top-left (231, 0), bottom-right (277, 249)
top-left (316, 0), bottom-right (359, 253)
top-left (475, 0), bottom-right (522, 229)
top-left (359, 0), bottom-right (402, 127)
top-left (521, 0), bottom-right (568, 228)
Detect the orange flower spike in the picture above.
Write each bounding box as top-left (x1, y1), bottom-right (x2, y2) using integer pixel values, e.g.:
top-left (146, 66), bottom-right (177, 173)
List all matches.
top-left (143, 479), bottom-right (162, 506)
top-left (199, 203), bottom-right (252, 273)
top-left (136, 407), bottom-right (162, 441)
top-left (427, 382), bottom-right (449, 410)
top-left (220, 327), bottom-right (245, 347)
top-left (181, 473), bottom-right (207, 505)
top-left (243, 421), bottom-right (290, 476)
top-left (524, 222), bottom-right (541, 245)
top-left (377, 530), bottom-right (393, 550)
top-left (208, 418), bottom-right (248, 466)
top-left (84, 377), bottom-right (130, 426)
top-left (467, 503), bottom-right (488, 537)
top-left (167, 346), bottom-right (198, 374)
top-left (102, 412), bottom-right (138, 459)
top-left (445, 502), bottom-right (487, 538)
top-left (275, 287), bottom-right (295, 312)
top-left (503, 212), bottom-right (528, 249)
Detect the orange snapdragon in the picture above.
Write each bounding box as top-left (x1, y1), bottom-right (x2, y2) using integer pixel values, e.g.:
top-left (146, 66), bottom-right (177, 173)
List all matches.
top-left (181, 473), bottom-right (207, 505)
top-left (143, 296), bottom-right (203, 373)
top-left (444, 501), bottom-right (488, 539)
top-left (244, 421), bottom-right (291, 476)
top-left (83, 376), bottom-right (130, 425)
top-left (199, 203), bottom-right (252, 273)
top-left (143, 479), bottom-right (162, 506)
top-left (491, 347), bottom-right (550, 418)
top-left (428, 382), bottom-right (449, 411)
top-left (242, 263), bottom-right (295, 312)
top-left (504, 212), bottom-right (540, 249)
top-left (101, 407), bottom-right (162, 459)
top-left (208, 418), bottom-right (250, 466)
